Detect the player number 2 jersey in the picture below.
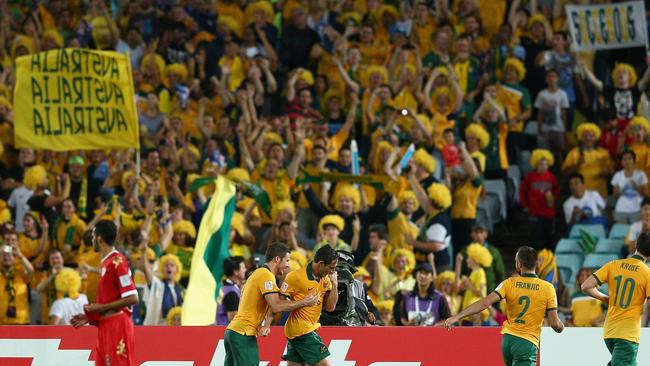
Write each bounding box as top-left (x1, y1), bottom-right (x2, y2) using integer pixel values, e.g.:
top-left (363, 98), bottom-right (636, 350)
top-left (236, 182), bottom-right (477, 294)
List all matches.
top-left (593, 255), bottom-right (650, 344)
top-left (494, 273), bottom-right (557, 348)
top-left (98, 250), bottom-right (137, 315)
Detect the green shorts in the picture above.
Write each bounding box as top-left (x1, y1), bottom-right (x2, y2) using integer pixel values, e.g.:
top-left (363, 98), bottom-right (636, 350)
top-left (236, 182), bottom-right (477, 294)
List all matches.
top-left (501, 334), bottom-right (538, 366)
top-left (224, 329), bottom-right (259, 366)
top-left (605, 338), bottom-right (639, 366)
top-left (282, 331), bottom-right (330, 365)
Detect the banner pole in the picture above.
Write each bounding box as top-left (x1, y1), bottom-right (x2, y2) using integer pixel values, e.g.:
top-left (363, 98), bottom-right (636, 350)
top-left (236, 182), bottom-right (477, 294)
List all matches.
top-left (135, 149), bottom-right (141, 199)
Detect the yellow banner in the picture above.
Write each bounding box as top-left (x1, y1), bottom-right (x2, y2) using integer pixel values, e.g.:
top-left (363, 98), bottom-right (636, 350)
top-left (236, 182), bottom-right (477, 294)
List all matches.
top-left (13, 48), bottom-right (139, 151)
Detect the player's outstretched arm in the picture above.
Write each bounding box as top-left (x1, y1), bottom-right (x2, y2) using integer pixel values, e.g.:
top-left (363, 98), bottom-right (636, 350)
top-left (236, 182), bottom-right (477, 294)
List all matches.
top-left (580, 275), bottom-right (609, 304)
top-left (546, 309), bottom-right (565, 334)
top-left (439, 292), bottom-right (501, 330)
top-left (264, 292), bottom-right (320, 313)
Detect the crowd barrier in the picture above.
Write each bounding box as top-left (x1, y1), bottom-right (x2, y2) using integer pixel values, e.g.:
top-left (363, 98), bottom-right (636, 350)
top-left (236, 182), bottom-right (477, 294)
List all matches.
top-left (1, 326), bottom-right (648, 365)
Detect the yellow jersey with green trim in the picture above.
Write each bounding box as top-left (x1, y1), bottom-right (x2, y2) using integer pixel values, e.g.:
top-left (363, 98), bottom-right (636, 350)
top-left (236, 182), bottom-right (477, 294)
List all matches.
top-left (281, 263), bottom-right (332, 339)
top-left (494, 274), bottom-right (558, 348)
top-left (593, 255), bottom-right (650, 343)
top-left (227, 266), bottom-right (279, 336)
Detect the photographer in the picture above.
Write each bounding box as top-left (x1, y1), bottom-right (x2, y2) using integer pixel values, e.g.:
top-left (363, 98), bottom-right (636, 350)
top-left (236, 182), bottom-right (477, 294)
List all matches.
top-left (397, 263), bottom-right (450, 326)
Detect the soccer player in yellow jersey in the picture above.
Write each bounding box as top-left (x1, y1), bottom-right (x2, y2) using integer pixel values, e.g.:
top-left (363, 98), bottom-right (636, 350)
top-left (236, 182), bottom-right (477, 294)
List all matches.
top-left (441, 246), bottom-right (564, 366)
top-left (224, 243), bottom-right (319, 366)
top-left (581, 231), bottom-right (650, 366)
top-left (281, 246), bottom-right (339, 366)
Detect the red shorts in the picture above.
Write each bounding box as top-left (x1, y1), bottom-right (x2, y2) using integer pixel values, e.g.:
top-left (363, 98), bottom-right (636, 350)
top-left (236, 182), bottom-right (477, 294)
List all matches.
top-left (96, 312), bottom-right (135, 366)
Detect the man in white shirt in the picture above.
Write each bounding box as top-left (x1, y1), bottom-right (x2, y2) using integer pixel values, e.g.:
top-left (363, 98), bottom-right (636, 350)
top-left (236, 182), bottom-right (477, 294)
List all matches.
top-left (535, 69), bottom-right (570, 161)
top-left (563, 173), bottom-right (606, 226)
top-left (625, 198), bottom-right (650, 255)
top-left (49, 268), bottom-right (88, 325)
top-left (7, 184), bottom-right (33, 233)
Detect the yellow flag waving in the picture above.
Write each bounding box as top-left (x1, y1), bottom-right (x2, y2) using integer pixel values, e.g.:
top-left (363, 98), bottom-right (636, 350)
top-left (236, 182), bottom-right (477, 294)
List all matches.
top-left (182, 176), bottom-right (236, 325)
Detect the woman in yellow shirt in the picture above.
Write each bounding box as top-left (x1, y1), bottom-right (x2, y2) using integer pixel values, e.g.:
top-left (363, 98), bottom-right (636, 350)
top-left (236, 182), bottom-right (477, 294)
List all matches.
top-left (561, 123), bottom-right (614, 198)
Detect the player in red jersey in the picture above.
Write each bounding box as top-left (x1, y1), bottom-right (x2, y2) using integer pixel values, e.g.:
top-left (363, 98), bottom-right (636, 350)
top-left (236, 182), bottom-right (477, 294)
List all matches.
top-left (71, 220), bottom-right (138, 366)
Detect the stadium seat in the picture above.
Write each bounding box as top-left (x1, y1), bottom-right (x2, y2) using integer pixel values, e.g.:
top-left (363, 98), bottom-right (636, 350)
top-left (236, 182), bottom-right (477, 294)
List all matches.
top-left (476, 201), bottom-right (493, 232)
top-left (519, 150), bottom-right (532, 176)
top-left (608, 224), bottom-right (631, 239)
top-left (555, 238), bottom-right (583, 254)
top-left (594, 238), bottom-right (624, 255)
top-left (484, 180), bottom-right (507, 220)
top-left (582, 253), bottom-right (619, 269)
top-left (569, 224), bottom-right (607, 240)
top-left (555, 253), bottom-right (584, 278)
top-left (507, 166), bottom-right (521, 205)
top-left (558, 266), bottom-right (576, 288)
top-left (524, 121), bottom-right (538, 136)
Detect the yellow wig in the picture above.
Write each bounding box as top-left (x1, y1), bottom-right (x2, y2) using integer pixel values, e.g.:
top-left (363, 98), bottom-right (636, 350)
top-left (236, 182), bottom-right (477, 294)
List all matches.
top-left (390, 248), bottom-right (416, 275)
top-left (159, 254), bottom-right (183, 282)
top-left (397, 190), bottom-right (420, 211)
top-left (264, 132), bottom-right (284, 145)
top-left (378, 4), bottom-right (399, 19)
top-left (217, 16), bottom-right (243, 38)
top-left (297, 69), bottom-right (315, 86)
top-left (192, 31), bottom-right (216, 46)
top-left (467, 243), bottom-right (493, 268)
top-left (465, 123), bottom-right (490, 149)
top-left (245, 1), bottom-right (275, 24)
top-left (530, 149), bottom-right (554, 168)
top-left (172, 220), bottom-right (196, 239)
top-left (576, 122), bottom-right (602, 141)
top-left (54, 268), bottom-right (82, 298)
top-left (611, 63), bottom-right (637, 88)
top-left (24, 165), bottom-right (47, 190)
top-left (366, 65), bottom-right (388, 85)
top-left (166, 306), bottom-right (183, 325)
top-left (527, 14), bottom-right (547, 29)
top-left (164, 63), bottom-right (188, 82)
top-left (226, 168), bottom-right (251, 183)
top-left (436, 270), bottom-right (456, 286)
top-left (0, 200), bottom-right (11, 225)
top-left (629, 116), bottom-right (650, 132)
top-left (141, 53), bottom-right (166, 76)
top-left (271, 200), bottom-right (296, 221)
top-left (504, 57), bottom-right (526, 81)
top-left (130, 247), bottom-right (156, 263)
top-left (413, 148), bottom-right (436, 173)
top-left (333, 184), bottom-right (361, 212)
top-left (319, 214), bottom-right (345, 232)
top-left (427, 183), bottom-right (452, 210)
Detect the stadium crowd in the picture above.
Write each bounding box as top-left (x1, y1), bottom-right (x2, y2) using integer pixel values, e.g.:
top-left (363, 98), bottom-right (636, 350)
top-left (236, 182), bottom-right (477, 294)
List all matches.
top-left (0, 0), bottom-right (649, 329)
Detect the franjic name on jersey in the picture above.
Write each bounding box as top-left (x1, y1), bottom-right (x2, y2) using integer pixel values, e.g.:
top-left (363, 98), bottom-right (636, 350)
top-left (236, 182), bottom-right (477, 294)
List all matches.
top-left (515, 282), bottom-right (541, 291)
